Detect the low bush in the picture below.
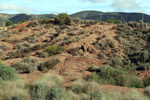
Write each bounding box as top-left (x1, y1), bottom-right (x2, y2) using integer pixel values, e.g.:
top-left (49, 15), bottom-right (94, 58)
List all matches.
top-left (106, 19), bottom-right (122, 24)
top-left (45, 45), bottom-right (63, 56)
top-left (6, 21), bottom-right (13, 26)
top-left (88, 65), bottom-right (100, 72)
top-left (29, 82), bottom-right (49, 100)
top-left (144, 77), bottom-right (150, 87)
top-left (88, 73), bottom-right (100, 83)
top-left (12, 57), bottom-right (38, 73)
top-left (0, 44), bottom-right (10, 51)
top-left (90, 90), bottom-right (102, 100)
top-left (38, 74), bottom-right (64, 87)
top-left (88, 65), bottom-right (144, 88)
top-left (71, 79), bottom-right (102, 100)
top-left (67, 47), bottom-right (80, 56)
top-left (145, 86), bottom-right (150, 97)
top-left (84, 82), bottom-right (101, 95)
top-left (47, 85), bottom-right (66, 100)
top-left (124, 90), bottom-right (149, 100)
top-left (39, 59), bottom-right (60, 72)
top-left (0, 63), bottom-right (17, 81)
top-left (71, 79), bottom-right (86, 94)
top-left (27, 21), bottom-right (39, 27)
top-left (111, 57), bottom-right (123, 68)
top-left (11, 95), bottom-right (21, 100)
top-left (12, 62), bottom-right (30, 73)
top-left (140, 50), bottom-right (149, 63)
top-left (40, 52), bottom-right (49, 58)
top-left (55, 13), bottom-right (72, 25)
top-left (39, 18), bottom-right (51, 24)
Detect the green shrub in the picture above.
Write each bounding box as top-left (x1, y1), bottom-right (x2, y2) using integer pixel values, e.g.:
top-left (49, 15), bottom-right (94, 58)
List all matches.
top-left (140, 50), bottom-right (149, 62)
top-left (39, 59), bottom-right (60, 72)
top-left (88, 65), bottom-right (100, 72)
top-left (27, 21), bottom-right (39, 27)
top-left (40, 52), bottom-right (49, 58)
top-left (97, 53), bottom-right (107, 60)
top-left (12, 62), bottom-right (29, 73)
top-left (100, 66), bottom-right (124, 86)
top-left (39, 18), bottom-right (51, 24)
top-left (144, 77), bottom-right (150, 87)
top-left (111, 57), bottom-right (122, 68)
top-left (11, 57), bottom-right (38, 73)
top-left (55, 13), bottom-right (71, 25)
top-left (124, 90), bottom-right (149, 100)
top-left (6, 21), bottom-right (13, 26)
top-left (0, 77), bottom-right (3, 84)
top-left (107, 40), bottom-right (115, 48)
top-left (71, 79), bottom-right (86, 94)
top-left (124, 74), bottom-right (144, 88)
top-left (90, 90), bottom-right (101, 100)
top-left (106, 19), bottom-right (122, 24)
top-left (38, 74), bottom-right (64, 87)
top-left (88, 73), bottom-right (100, 83)
top-left (98, 65), bottom-right (143, 87)
top-left (30, 82), bottom-right (49, 100)
top-left (84, 82), bottom-right (101, 95)
top-left (145, 86), bottom-right (150, 97)
top-left (0, 63), bottom-right (17, 81)
top-left (67, 47), bottom-right (80, 56)
top-left (12, 62), bottom-right (38, 73)
top-left (0, 44), bottom-right (10, 51)
top-left (47, 85), bottom-right (66, 100)
top-left (45, 45), bottom-right (63, 56)
top-left (11, 95), bottom-right (21, 100)
top-left (23, 57), bottom-right (37, 63)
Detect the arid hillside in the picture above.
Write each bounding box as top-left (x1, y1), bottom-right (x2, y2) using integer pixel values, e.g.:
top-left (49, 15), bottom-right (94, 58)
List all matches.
top-left (1, 17), bottom-right (150, 100)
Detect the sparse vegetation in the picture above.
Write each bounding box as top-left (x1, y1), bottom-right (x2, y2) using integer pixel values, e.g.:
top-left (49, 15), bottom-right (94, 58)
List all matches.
top-left (1, 13), bottom-right (150, 100)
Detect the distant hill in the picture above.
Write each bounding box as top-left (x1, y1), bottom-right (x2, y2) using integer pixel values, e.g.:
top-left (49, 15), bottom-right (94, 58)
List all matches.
top-left (10, 14), bottom-right (56, 23)
top-left (0, 10), bottom-right (150, 26)
top-left (9, 14), bottom-right (32, 23)
top-left (70, 11), bottom-right (150, 23)
top-left (0, 13), bottom-right (56, 26)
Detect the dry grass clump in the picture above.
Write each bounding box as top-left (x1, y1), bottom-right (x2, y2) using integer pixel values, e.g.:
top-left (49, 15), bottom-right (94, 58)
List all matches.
top-left (0, 80), bottom-right (30, 100)
top-left (36, 74), bottom-right (64, 88)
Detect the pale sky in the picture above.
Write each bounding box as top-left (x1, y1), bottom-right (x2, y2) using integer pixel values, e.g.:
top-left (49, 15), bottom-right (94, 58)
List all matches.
top-left (0, 0), bottom-right (149, 15)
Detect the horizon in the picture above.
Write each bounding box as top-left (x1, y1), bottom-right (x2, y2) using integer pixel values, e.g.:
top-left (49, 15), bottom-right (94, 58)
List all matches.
top-left (0, 10), bottom-right (149, 16)
top-left (0, 0), bottom-right (149, 15)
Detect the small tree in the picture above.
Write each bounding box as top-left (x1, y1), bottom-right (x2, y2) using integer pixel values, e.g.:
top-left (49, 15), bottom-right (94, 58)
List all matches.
top-left (55, 13), bottom-right (71, 25)
top-left (6, 21), bottom-right (13, 26)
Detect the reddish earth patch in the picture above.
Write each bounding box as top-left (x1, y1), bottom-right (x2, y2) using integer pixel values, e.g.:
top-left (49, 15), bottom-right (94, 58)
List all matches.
top-left (136, 70), bottom-right (150, 80)
top-left (7, 22), bottom-right (30, 33)
top-left (20, 70), bottom-right (59, 83)
top-left (12, 54), bottom-right (103, 83)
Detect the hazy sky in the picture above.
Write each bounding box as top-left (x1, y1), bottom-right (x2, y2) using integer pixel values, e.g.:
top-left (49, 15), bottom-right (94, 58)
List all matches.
top-left (0, 0), bottom-right (149, 15)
